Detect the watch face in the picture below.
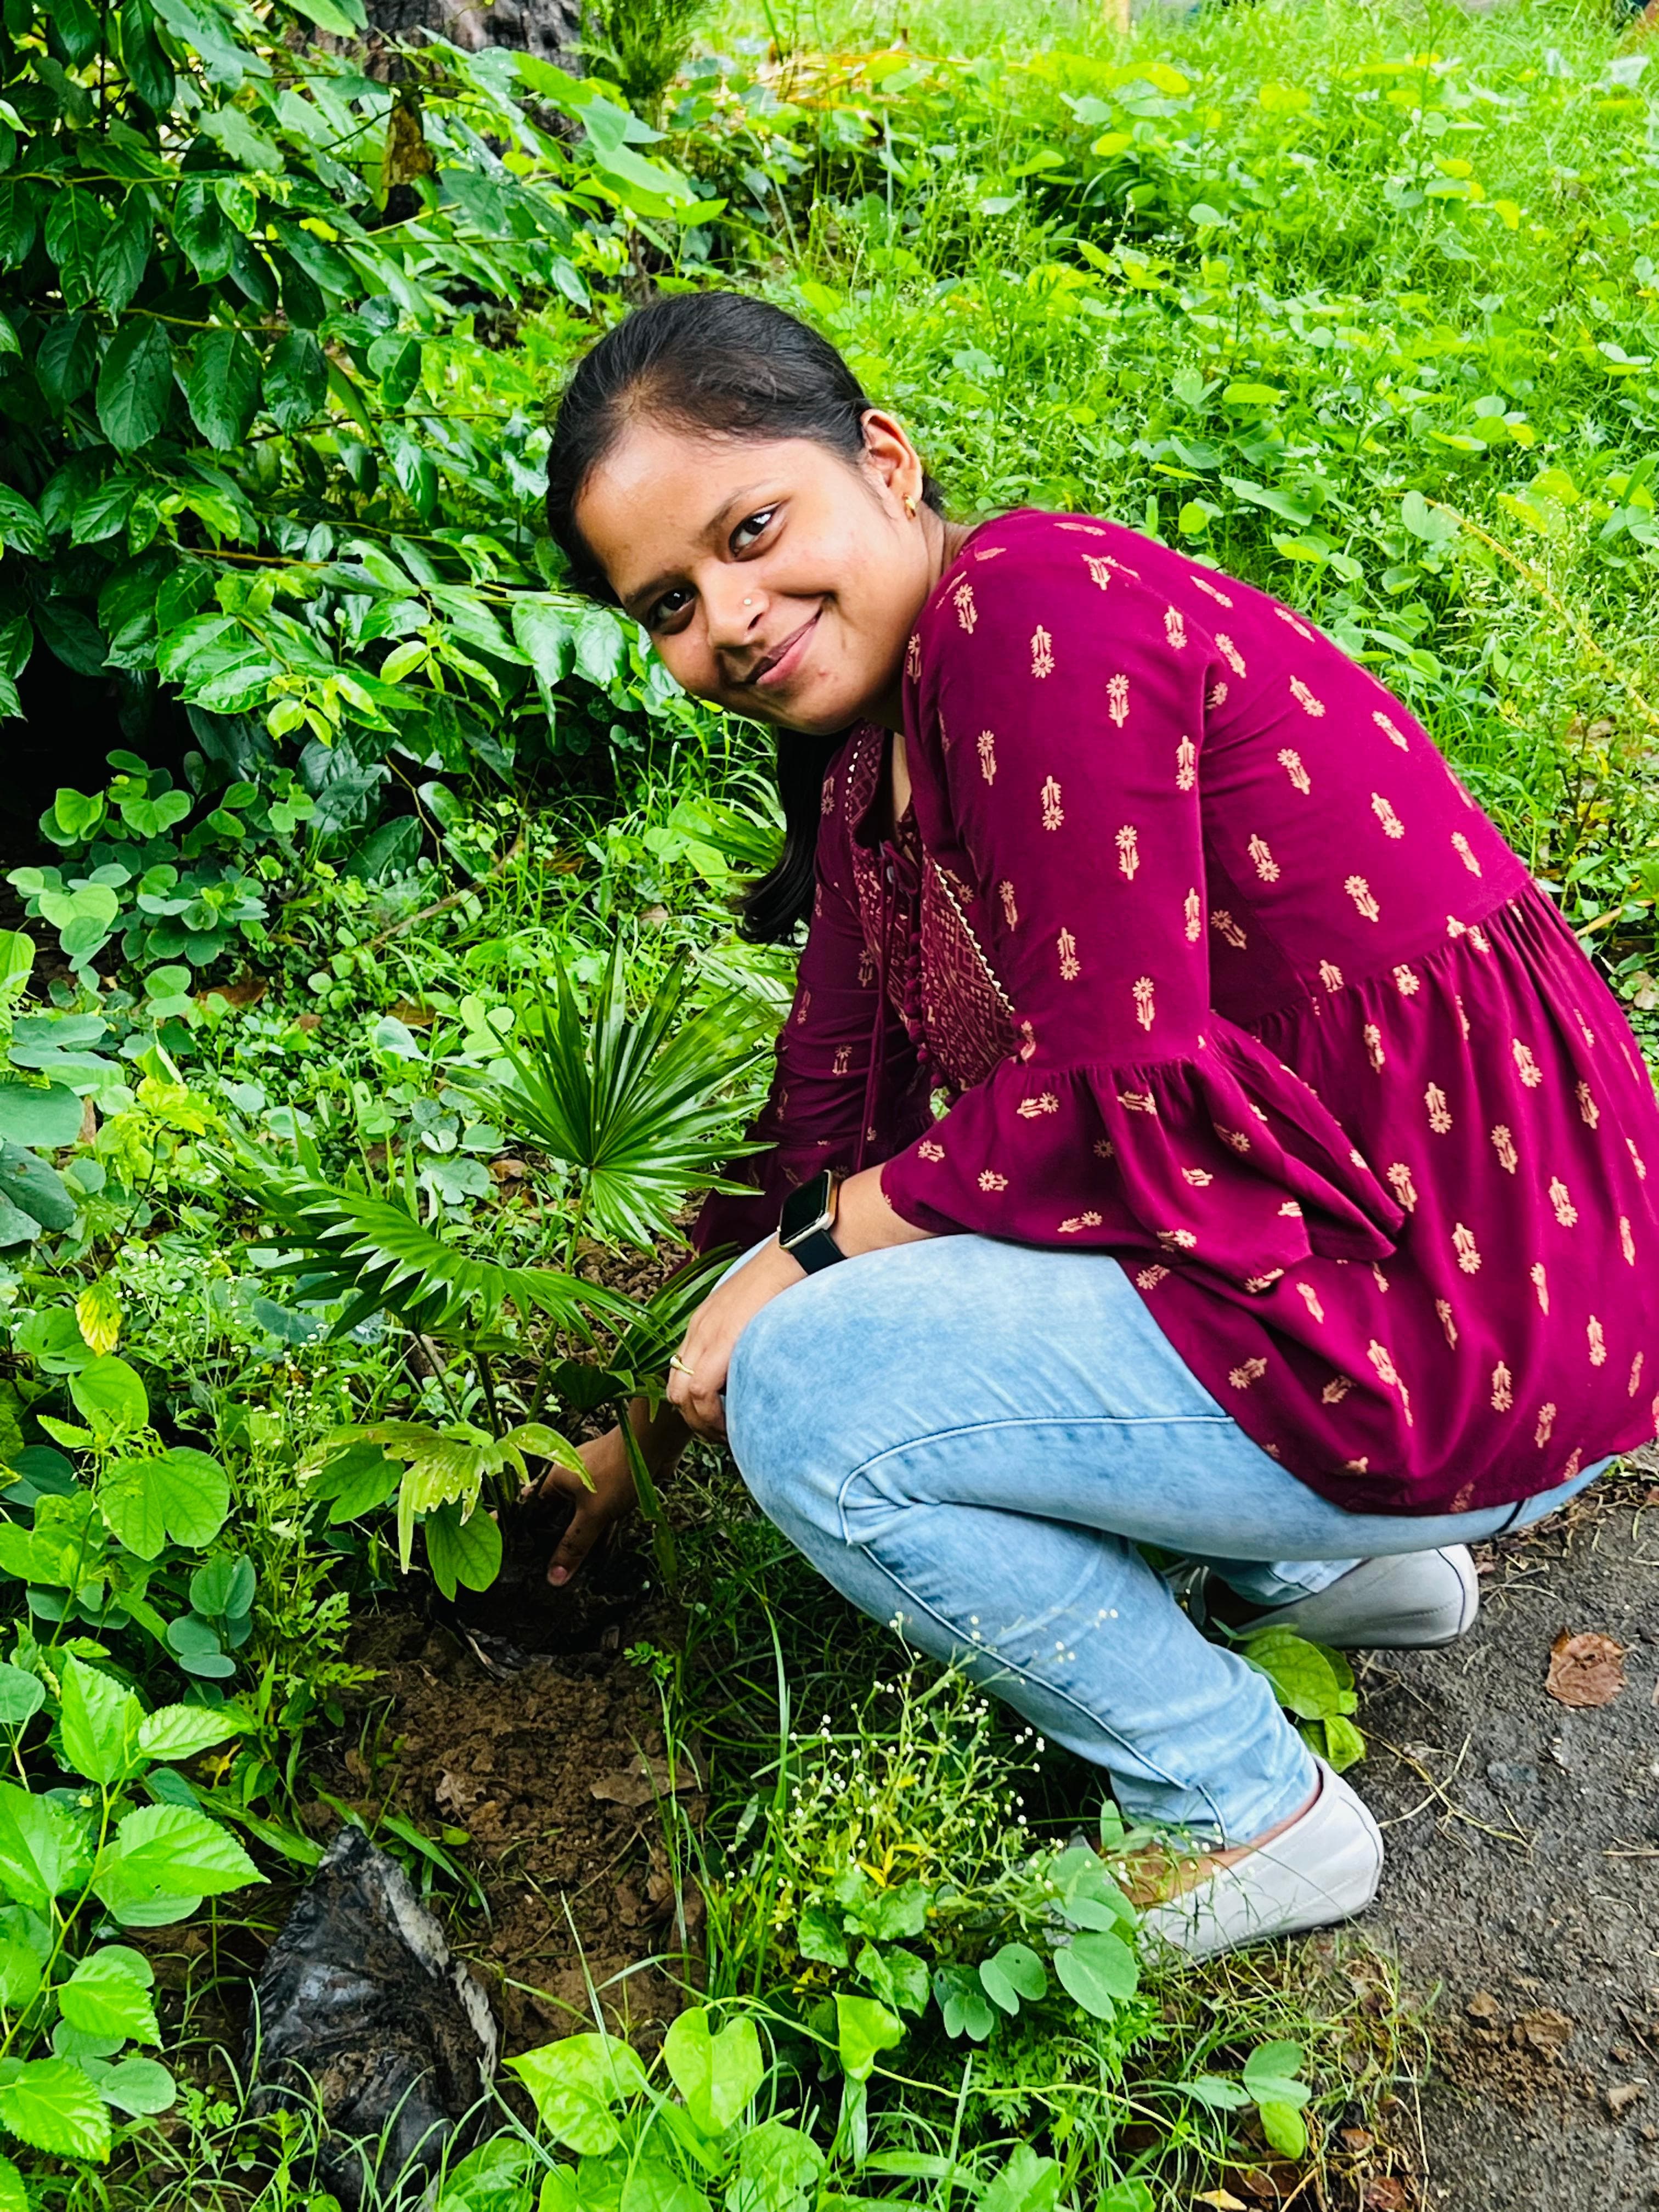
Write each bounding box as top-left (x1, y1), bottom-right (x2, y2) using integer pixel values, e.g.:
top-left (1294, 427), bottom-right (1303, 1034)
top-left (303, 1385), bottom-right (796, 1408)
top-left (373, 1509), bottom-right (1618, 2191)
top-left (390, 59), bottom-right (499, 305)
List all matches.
top-left (781, 1174), bottom-right (833, 1245)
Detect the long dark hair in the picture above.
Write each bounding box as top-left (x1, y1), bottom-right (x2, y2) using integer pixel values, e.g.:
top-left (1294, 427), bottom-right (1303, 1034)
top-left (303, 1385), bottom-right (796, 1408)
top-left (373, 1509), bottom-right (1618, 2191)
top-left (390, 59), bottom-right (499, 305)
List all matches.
top-left (545, 291), bottom-right (945, 943)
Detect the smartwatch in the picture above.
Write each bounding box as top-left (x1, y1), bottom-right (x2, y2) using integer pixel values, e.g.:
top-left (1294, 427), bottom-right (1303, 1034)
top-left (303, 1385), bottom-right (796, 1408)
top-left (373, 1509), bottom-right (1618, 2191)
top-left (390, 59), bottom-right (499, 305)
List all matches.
top-left (778, 1169), bottom-right (846, 1274)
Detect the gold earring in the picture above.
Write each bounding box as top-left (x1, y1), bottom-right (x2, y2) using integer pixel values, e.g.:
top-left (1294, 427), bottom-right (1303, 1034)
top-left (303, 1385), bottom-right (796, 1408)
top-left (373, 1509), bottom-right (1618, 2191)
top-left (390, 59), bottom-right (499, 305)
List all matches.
top-left (904, 494), bottom-right (917, 520)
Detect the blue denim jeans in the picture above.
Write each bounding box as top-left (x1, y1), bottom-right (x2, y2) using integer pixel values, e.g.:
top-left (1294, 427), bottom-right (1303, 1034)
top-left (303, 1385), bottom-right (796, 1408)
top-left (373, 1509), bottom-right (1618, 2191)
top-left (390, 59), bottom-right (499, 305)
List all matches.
top-left (724, 1235), bottom-right (1603, 1846)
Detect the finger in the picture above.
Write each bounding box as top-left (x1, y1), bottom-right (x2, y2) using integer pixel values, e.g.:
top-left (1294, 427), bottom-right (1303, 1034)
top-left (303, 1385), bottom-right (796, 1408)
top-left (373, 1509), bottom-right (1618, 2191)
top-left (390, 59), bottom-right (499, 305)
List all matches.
top-left (548, 1502), bottom-right (603, 1587)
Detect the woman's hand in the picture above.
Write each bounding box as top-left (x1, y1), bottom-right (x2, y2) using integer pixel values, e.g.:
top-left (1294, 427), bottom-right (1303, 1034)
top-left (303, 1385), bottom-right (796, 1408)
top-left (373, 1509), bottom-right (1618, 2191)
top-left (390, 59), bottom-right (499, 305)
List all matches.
top-left (666, 1238), bottom-right (805, 1438)
top-left (533, 1398), bottom-right (686, 1586)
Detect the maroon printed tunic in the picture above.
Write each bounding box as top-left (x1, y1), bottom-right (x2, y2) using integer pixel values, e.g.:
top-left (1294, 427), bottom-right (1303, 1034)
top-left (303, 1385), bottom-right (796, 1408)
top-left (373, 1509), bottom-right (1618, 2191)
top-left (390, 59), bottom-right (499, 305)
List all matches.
top-left (695, 508), bottom-right (1659, 1516)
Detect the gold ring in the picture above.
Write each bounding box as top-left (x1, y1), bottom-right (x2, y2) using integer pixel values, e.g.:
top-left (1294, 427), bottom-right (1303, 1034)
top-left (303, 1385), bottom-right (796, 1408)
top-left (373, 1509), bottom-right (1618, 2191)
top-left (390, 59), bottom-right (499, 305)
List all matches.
top-left (669, 1355), bottom-right (696, 1378)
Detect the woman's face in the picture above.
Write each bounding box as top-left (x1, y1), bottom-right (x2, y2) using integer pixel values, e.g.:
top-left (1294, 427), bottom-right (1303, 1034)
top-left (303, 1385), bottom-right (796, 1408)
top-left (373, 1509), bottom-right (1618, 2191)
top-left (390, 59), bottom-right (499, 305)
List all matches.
top-left (573, 411), bottom-right (939, 735)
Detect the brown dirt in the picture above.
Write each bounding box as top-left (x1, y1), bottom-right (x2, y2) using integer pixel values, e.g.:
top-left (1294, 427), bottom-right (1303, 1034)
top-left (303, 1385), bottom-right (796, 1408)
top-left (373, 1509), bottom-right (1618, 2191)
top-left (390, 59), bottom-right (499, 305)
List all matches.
top-left (303, 1402), bottom-right (709, 2061)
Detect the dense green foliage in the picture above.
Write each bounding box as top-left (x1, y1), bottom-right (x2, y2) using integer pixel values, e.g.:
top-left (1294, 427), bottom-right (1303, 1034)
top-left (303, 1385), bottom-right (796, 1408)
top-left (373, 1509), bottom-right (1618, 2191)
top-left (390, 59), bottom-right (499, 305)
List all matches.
top-left (0, 0), bottom-right (1651, 2200)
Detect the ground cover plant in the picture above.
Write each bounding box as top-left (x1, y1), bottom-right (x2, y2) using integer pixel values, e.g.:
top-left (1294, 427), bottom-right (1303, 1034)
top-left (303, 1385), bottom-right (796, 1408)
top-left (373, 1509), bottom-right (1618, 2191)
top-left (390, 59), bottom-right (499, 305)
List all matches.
top-left (0, 0), bottom-right (1652, 2200)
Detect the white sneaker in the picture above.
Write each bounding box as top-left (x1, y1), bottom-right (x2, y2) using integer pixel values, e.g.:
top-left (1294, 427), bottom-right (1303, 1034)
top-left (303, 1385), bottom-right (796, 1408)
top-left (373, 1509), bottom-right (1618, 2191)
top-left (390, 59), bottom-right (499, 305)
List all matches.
top-left (1224, 1545), bottom-right (1479, 1650)
top-left (1138, 1761), bottom-right (1383, 1962)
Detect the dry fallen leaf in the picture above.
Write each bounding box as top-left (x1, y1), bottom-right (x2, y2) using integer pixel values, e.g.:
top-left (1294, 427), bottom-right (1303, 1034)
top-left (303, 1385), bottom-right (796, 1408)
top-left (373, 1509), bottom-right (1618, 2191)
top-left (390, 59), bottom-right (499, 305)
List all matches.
top-left (1362, 2183), bottom-right (1410, 2212)
top-left (590, 1750), bottom-right (704, 1808)
top-left (1545, 1629), bottom-right (1627, 1708)
top-left (1465, 1989), bottom-right (1502, 2025)
top-left (1338, 2127), bottom-right (1375, 2153)
top-left (1606, 2081), bottom-right (1647, 2118)
top-left (1193, 2193), bottom-right (1249, 2211)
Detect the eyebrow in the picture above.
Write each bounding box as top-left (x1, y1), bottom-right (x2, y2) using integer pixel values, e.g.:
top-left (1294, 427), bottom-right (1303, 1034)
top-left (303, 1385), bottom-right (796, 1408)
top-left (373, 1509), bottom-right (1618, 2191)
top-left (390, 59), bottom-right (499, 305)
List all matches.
top-left (618, 481), bottom-right (776, 618)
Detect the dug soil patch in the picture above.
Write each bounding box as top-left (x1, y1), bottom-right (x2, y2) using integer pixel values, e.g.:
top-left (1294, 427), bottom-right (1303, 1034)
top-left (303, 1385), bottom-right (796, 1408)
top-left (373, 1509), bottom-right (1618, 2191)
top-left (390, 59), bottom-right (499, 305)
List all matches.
top-left (1361, 1451), bottom-right (1659, 2210)
top-left (309, 1526), bottom-right (699, 2062)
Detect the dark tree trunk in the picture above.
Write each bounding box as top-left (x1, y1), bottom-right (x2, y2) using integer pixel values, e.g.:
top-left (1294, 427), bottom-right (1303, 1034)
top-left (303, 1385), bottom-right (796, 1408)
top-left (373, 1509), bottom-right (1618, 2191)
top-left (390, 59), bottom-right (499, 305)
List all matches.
top-left (361, 0), bottom-right (582, 69)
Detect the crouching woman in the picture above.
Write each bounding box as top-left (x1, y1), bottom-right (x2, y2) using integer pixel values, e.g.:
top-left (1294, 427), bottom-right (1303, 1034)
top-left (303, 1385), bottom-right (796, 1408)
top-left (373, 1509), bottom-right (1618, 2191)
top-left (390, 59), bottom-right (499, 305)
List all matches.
top-left (533, 290), bottom-right (1659, 1959)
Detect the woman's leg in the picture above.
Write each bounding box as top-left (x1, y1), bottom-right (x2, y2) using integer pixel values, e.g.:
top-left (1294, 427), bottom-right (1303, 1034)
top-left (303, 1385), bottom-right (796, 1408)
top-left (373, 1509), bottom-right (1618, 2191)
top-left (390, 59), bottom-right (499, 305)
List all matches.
top-left (726, 1238), bottom-right (1319, 1846)
top-left (725, 1236), bottom-right (1601, 1846)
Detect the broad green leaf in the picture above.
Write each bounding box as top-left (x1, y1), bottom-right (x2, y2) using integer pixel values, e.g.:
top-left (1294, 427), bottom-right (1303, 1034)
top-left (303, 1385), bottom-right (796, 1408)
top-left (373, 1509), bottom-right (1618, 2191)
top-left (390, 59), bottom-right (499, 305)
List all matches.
top-left (1052, 1929), bottom-right (1138, 2020)
top-left (116, 0), bottom-right (175, 112)
top-left (100, 1446), bottom-right (228, 1559)
top-left (95, 201), bottom-right (150, 313)
top-left (855, 1939), bottom-right (930, 2016)
top-left (69, 1355), bottom-right (148, 1441)
top-left (1099, 2184), bottom-right (1154, 2212)
top-left (188, 1553), bottom-right (255, 1619)
top-left (731, 2119), bottom-right (824, 2211)
top-left (833, 1993), bottom-right (903, 2082)
top-left (0, 1143), bottom-right (77, 1231)
top-left (0, 1083), bottom-right (82, 1148)
top-left (1257, 2100), bottom-right (1308, 2159)
top-left (0, 2152), bottom-right (25, 2212)
top-left (82, 2054), bottom-right (176, 2115)
top-left (1240, 1630), bottom-right (1350, 1722)
top-left (978, 2144), bottom-right (1063, 2212)
top-left (136, 1703), bottom-right (242, 1763)
top-left (796, 1901), bottom-right (848, 1967)
top-left (0, 1908), bottom-right (48, 2009)
top-left (978, 1939), bottom-right (1046, 2015)
top-left (507, 2033), bottom-right (646, 2154)
top-left (662, 2007), bottom-right (762, 2136)
top-left (0, 1780), bottom-right (90, 1907)
top-left (1243, 2038), bottom-right (1310, 2108)
top-left (95, 319), bottom-right (176, 453)
top-left (1323, 1713), bottom-right (1367, 1770)
top-left (58, 1656), bottom-right (142, 1785)
top-left (58, 1945), bottom-right (160, 2044)
top-left (187, 328), bottom-right (261, 450)
top-left (422, 1498), bottom-right (503, 1600)
top-left (92, 1802), bottom-right (261, 1925)
top-left (0, 2056), bottom-right (111, 2161)
top-left (0, 1666), bottom-right (43, 1728)
top-left (932, 1963), bottom-right (995, 2042)
top-left (618, 2162), bottom-right (709, 2212)
top-left (263, 331), bottom-right (325, 429)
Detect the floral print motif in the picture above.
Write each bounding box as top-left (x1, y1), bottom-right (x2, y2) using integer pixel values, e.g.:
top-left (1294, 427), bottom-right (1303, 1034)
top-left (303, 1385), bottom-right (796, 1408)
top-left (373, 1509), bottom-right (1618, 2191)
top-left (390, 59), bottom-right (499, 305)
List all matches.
top-left (1578, 1082), bottom-right (1600, 1129)
top-left (1373, 709), bottom-right (1409, 751)
top-left (1057, 929), bottom-right (1081, 983)
top-left (1346, 875), bottom-right (1381, 922)
top-left (1248, 835), bottom-right (1280, 883)
top-left (1031, 624), bottom-right (1054, 678)
top-left (1217, 634), bottom-right (1247, 677)
top-left (1531, 1262), bottom-right (1549, 1313)
top-left (1107, 674), bottom-right (1130, 726)
top-left (1513, 1040), bottom-right (1543, 1088)
top-left (1453, 1221), bottom-right (1482, 1274)
top-left (1278, 748), bottom-right (1312, 794)
top-left (1184, 889), bottom-right (1202, 943)
top-left (953, 579), bottom-right (977, 633)
top-left (977, 730), bottom-right (997, 783)
top-left (1319, 960), bottom-right (1344, 991)
top-left (1229, 1357), bottom-right (1269, 1389)
top-left (1192, 575), bottom-right (1234, 607)
top-left (1491, 1362), bottom-right (1513, 1412)
top-left (1290, 675), bottom-right (1325, 716)
top-left (1622, 1215), bottom-right (1637, 1265)
top-left (1372, 794), bottom-right (1405, 839)
top-left (1436, 1299), bottom-right (1458, 1347)
top-left (1452, 831), bottom-right (1482, 877)
top-left (1133, 977), bottom-right (1156, 1030)
top-left (1165, 606), bottom-right (1188, 651)
top-left (1425, 1083), bottom-right (1453, 1133)
top-left (1549, 1177), bottom-right (1579, 1227)
top-left (978, 1170), bottom-right (1008, 1192)
top-left (999, 880), bottom-right (1019, 929)
top-left (1041, 778), bottom-right (1064, 831)
top-left (1491, 1124), bottom-right (1519, 1173)
top-left (1083, 555), bottom-right (1116, 590)
top-left (1116, 825), bottom-right (1141, 881)
top-left (1589, 1316), bottom-right (1607, 1367)
top-left (1212, 910), bottom-right (1248, 950)
top-left (1387, 1161), bottom-right (1418, 1211)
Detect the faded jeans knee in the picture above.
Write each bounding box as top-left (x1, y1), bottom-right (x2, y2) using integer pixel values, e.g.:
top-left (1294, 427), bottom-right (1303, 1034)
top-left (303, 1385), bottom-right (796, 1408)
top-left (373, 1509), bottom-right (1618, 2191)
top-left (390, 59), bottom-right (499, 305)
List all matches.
top-left (725, 1285), bottom-right (845, 1547)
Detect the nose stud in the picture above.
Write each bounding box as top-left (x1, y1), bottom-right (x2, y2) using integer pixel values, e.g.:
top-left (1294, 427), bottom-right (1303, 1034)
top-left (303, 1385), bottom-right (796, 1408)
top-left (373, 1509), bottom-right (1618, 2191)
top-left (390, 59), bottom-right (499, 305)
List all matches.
top-left (743, 597), bottom-right (754, 606)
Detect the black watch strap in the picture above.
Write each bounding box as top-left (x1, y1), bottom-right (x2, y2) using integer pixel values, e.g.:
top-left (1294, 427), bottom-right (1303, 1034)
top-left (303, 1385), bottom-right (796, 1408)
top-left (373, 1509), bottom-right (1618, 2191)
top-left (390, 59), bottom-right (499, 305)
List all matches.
top-left (779, 1170), bottom-right (846, 1273)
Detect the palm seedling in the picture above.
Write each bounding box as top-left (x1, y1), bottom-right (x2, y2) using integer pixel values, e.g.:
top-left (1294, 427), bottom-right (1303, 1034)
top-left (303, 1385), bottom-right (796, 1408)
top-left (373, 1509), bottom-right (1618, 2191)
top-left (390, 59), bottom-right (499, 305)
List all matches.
top-left (235, 944), bottom-right (770, 1590)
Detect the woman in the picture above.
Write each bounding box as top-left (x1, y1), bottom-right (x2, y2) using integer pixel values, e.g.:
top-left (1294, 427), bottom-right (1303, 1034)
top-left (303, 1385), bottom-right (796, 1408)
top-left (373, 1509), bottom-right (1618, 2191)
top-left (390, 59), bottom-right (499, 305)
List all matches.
top-left (537, 291), bottom-right (1659, 1958)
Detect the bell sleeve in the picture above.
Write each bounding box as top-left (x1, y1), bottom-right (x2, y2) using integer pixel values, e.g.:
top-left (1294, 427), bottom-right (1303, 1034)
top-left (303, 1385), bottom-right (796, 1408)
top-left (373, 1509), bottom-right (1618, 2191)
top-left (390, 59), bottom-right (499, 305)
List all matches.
top-left (878, 534), bottom-right (1404, 1291)
top-left (692, 791), bottom-right (928, 1256)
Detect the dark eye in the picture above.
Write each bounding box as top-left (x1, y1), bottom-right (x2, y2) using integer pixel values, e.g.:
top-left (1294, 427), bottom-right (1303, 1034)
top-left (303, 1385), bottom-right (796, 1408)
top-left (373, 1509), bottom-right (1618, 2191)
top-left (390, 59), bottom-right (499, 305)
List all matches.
top-left (732, 506), bottom-right (777, 552)
top-left (647, 584), bottom-right (695, 631)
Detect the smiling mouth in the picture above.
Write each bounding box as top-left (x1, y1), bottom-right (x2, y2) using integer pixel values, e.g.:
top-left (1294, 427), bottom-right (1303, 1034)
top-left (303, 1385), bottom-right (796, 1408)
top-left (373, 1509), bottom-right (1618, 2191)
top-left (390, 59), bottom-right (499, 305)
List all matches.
top-left (743, 609), bottom-right (821, 691)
